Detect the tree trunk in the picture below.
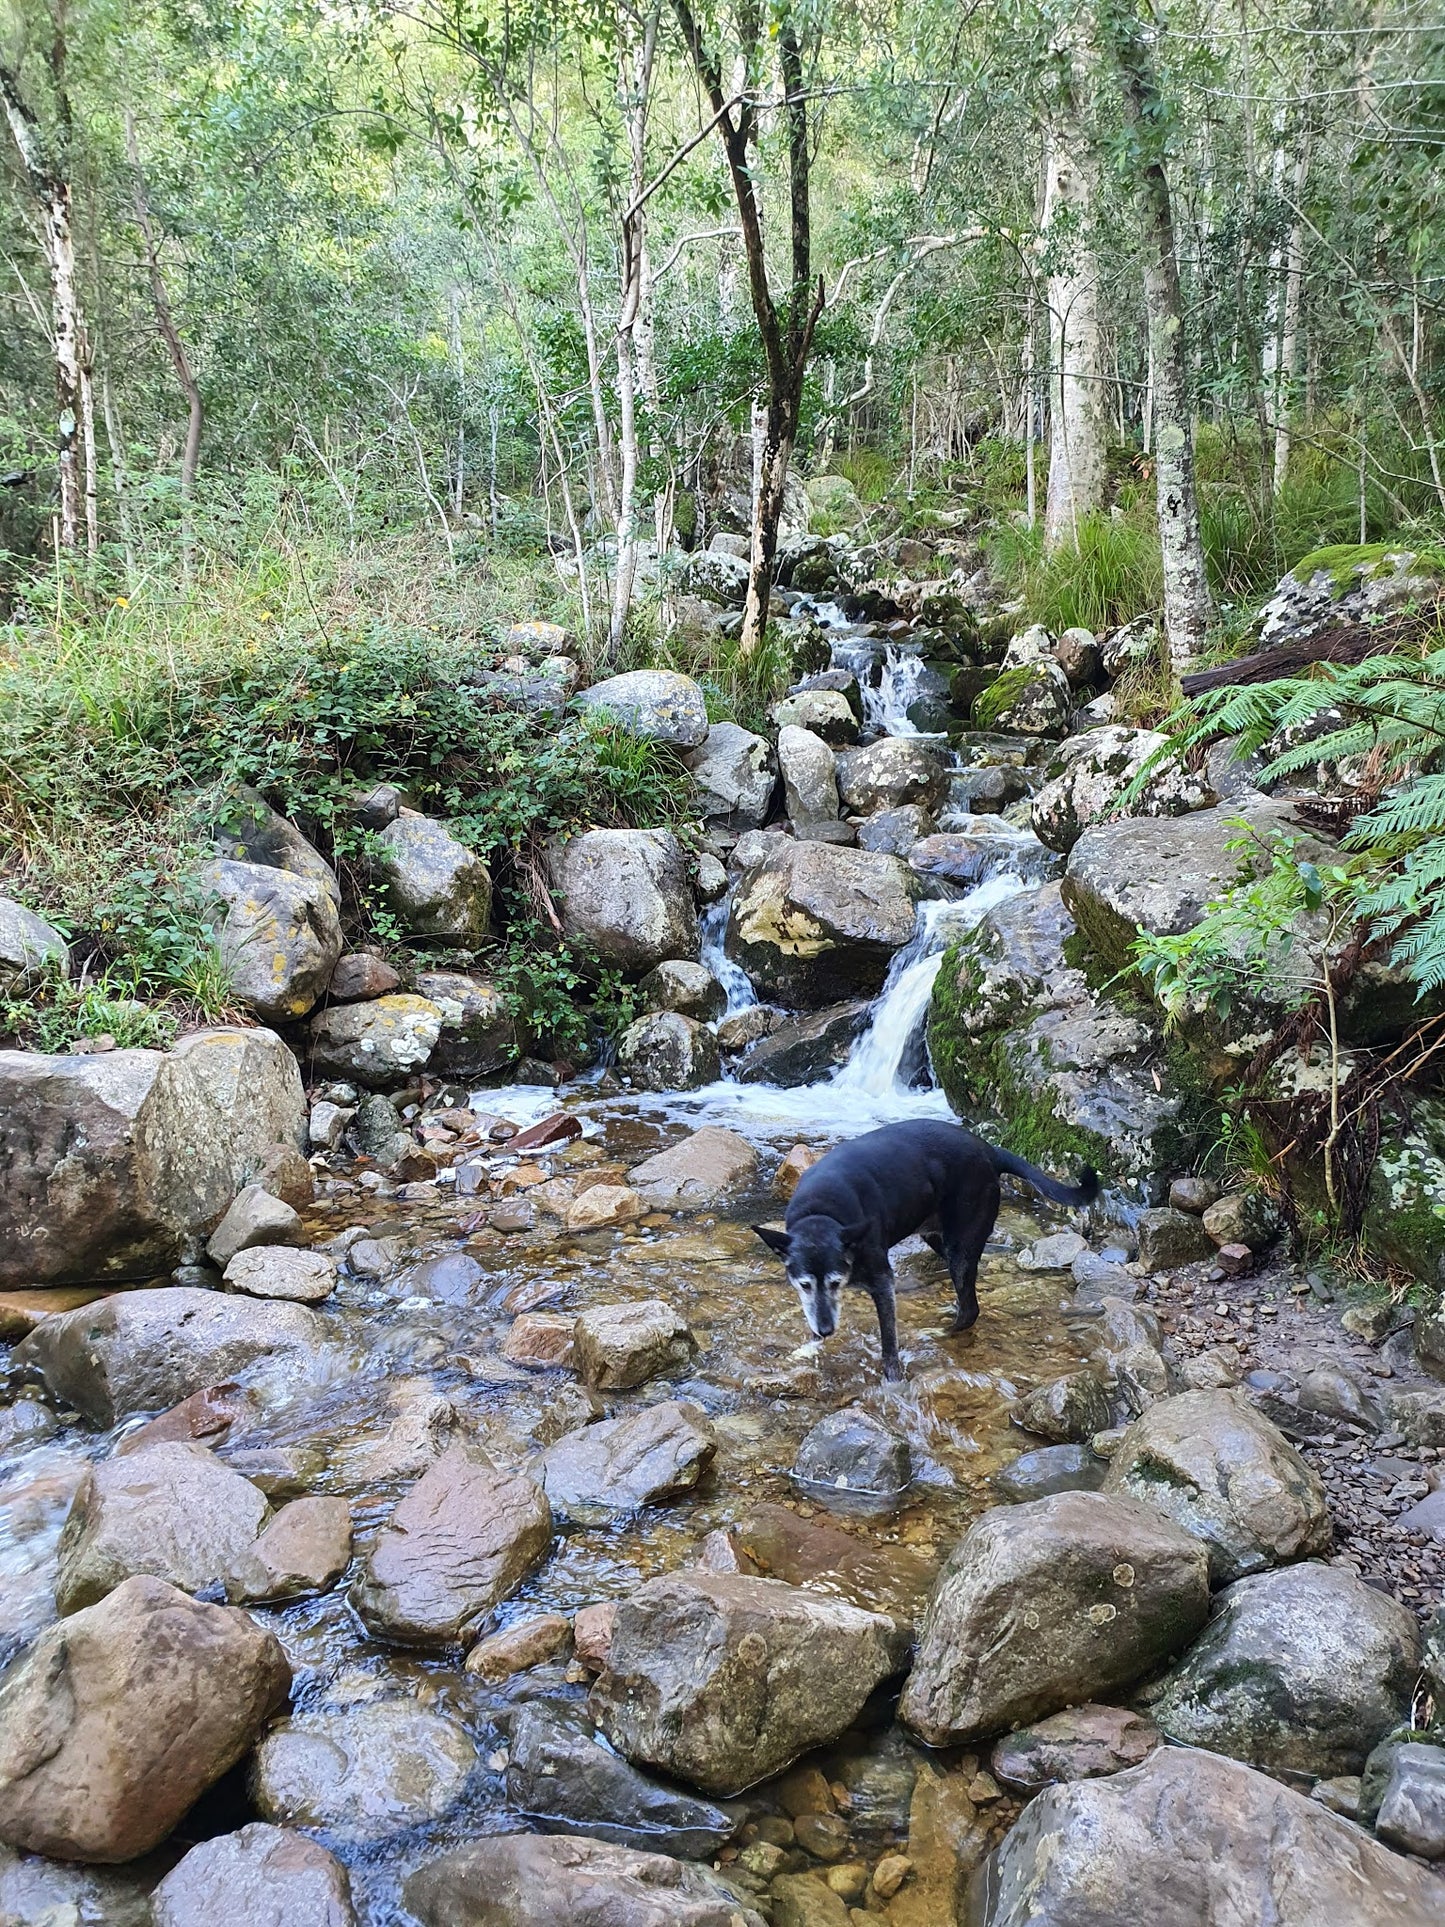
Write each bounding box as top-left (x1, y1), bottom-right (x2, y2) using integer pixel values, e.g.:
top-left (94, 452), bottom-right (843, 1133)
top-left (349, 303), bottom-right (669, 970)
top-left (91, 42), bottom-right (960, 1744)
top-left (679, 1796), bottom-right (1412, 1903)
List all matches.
top-left (610, 9), bottom-right (659, 656)
top-left (742, 419), bottom-right (794, 649)
top-left (1042, 110), bottom-right (1108, 548)
top-left (1262, 141), bottom-right (1308, 494)
top-left (126, 112), bottom-right (204, 500)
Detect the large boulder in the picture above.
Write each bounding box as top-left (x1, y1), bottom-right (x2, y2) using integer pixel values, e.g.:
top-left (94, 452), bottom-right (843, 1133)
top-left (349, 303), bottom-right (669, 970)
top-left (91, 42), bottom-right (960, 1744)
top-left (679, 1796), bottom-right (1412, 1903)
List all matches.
top-left (373, 810), bottom-right (491, 943)
top-left (151, 1824), bottom-right (356, 1927)
top-left (778, 723), bottom-right (840, 828)
top-left (0, 1575), bottom-right (290, 1862)
top-left (205, 785), bottom-right (339, 901)
top-left (970, 1743), bottom-right (1443, 1927)
top-left (589, 1572), bottom-right (907, 1795)
top-left (1147, 1561), bottom-right (1420, 1777)
top-left (539, 1401), bottom-right (717, 1522)
top-left (1031, 726), bottom-right (1214, 854)
top-left (899, 1491), bottom-right (1210, 1747)
top-left (735, 1000), bottom-right (871, 1085)
top-left (684, 722), bottom-right (777, 828)
top-left (576, 669), bottom-right (710, 747)
top-left (1102, 1390), bottom-right (1331, 1585)
top-left (1257, 544), bottom-right (1445, 647)
top-left (350, 1444), bottom-right (552, 1646)
top-left (805, 473), bottom-right (865, 532)
top-left (548, 829), bottom-right (698, 971)
top-left (412, 970), bottom-right (522, 1078)
top-left (725, 839), bottom-right (918, 1007)
top-left (973, 660), bottom-right (1072, 735)
top-left (0, 1029), bottom-right (305, 1287)
top-left (306, 994), bottom-right (444, 1089)
top-left (615, 1011), bottom-right (720, 1090)
top-left (56, 1442), bottom-right (271, 1612)
top-left (771, 688), bottom-right (859, 746)
top-left (629, 1127), bottom-right (759, 1209)
top-left (640, 959), bottom-right (725, 1021)
top-left (678, 551), bottom-right (751, 611)
top-left (404, 1834), bottom-right (765, 1927)
top-left (198, 859), bottom-right (343, 1022)
top-left (835, 739), bottom-right (949, 815)
top-left (16, 1288), bottom-right (327, 1426)
top-left (0, 895), bottom-right (69, 990)
top-left (250, 1700), bottom-right (476, 1839)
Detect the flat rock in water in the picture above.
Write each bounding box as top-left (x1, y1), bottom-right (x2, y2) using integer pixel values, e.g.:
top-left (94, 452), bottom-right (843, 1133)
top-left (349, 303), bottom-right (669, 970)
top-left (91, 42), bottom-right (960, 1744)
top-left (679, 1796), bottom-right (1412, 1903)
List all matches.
top-left (589, 1571), bottom-right (908, 1795)
top-left (970, 1744), bottom-right (1442, 1926)
top-left (150, 1823), bottom-right (356, 1927)
top-left (538, 1400), bottom-right (717, 1521)
top-left (572, 1299), bottom-right (699, 1389)
top-left (0, 1575), bottom-right (290, 1861)
top-left (250, 1700), bottom-right (476, 1839)
top-left (223, 1245), bottom-right (338, 1302)
top-left (404, 1833), bottom-right (765, 1927)
top-left (225, 1495), bottom-right (353, 1604)
top-left (990, 1704), bottom-right (1161, 1792)
top-left (727, 1503), bottom-right (937, 1621)
top-left (793, 1405), bottom-right (911, 1498)
top-left (993, 1442), bottom-right (1107, 1503)
top-left (629, 1127), bottom-right (759, 1209)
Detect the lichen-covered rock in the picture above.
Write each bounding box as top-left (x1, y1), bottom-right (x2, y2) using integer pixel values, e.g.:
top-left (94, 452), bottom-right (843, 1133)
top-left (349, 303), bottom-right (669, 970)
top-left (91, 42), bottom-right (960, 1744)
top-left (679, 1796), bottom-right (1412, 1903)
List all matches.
top-left (1362, 1098), bottom-right (1445, 1290)
top-left (725, 839), bottom-right (917, 1008)
top-left (1030, 727), bottom-right (1214, 854)
top-left (972, 660), bottom-right (1072, 735)
top-left (805, 473), bottom-right (865, 532)
top-left (1148, 1561), bottom-right (1419, 1777)
top-left (684, 722), bottom-right (777, 828)
top-left (835, 738), bottom-right (949, 815)
top-left (857, 803), bottom-right (935, 855)
top-left (898, 1490), bottom-right (1209, 1747)
top-left (1102, 1391), bottom-right (1331, 1585)
top-left (577, 669), bottom-right (710, 746)
top-left (0, 895), bottom-right (69, 990)
top-left (250, 1700), bottom-right (476, 1839)
top-left (678, 551), bottom-right (751, 610)
top-left (1257, 543), bottom-right (1445, 646)
top-left (778, 723), bottom-right (841, 827)
top-left (205, 785), bottom-right (339, 901)
top-left (615, 1011), bottom-right (721, 1090)
top-left (404, 1833), bottom-right (765, 1927)
top-left (199, 859), bottom-right (343, 1022)
top-left (548, 829), bottom-right (698, 971)
top-left (590, 1572), bottom-right (907, 1794)
top-left (640, 959), bottom-right (725, 1022)
top-left (307, 994), bottom-right (443, 1089)
top-left (373, 810), bottom-right (491, 943)
top-left (412, 969), bottom-right (522, 1078)
top-left (151, 1823), bottom-right (356, 1927)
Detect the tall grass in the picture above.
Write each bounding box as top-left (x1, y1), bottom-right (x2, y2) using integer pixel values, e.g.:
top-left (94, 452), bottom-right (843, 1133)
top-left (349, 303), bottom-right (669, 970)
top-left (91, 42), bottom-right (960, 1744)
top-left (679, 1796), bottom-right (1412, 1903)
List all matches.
top-left (988, 513), bottom-right (1164, 634)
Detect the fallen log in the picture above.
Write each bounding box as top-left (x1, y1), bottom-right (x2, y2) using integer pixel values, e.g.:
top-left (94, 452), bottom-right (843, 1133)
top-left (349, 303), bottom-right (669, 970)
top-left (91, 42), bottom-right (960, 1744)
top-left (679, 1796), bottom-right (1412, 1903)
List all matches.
top-left (1180, 613), bottom-right (1434, 697)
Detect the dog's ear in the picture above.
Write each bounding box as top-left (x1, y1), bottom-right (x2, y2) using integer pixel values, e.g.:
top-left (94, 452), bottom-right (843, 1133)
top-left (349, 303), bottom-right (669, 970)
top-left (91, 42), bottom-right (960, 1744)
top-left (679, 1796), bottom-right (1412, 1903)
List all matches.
top-left (752, 1223), bottom-right (791, 1259)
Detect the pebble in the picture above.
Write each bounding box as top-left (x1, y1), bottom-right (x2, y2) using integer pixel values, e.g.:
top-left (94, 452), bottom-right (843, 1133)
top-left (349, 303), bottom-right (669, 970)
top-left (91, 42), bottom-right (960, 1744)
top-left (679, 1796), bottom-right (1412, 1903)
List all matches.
top-left (871, 1854), bottom-right (911, 1899)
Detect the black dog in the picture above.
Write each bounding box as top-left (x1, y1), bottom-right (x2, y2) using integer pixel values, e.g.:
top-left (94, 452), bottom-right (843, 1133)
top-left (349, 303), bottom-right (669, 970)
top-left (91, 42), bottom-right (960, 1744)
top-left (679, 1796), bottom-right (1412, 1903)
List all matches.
top-left (754, 1119), bottom-right (1099, 1380)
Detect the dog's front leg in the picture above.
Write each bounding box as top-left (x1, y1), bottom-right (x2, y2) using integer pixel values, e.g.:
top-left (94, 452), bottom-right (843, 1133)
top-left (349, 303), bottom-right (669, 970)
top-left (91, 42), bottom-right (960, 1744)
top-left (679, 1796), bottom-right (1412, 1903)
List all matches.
top-left (867, 1272), bottom-right (904, 1381)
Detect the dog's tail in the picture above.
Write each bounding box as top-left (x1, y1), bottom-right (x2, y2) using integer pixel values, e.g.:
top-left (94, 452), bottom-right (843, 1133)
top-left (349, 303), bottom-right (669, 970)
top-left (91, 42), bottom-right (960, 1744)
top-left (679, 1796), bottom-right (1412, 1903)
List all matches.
top-left (988, 1144), bottom-right (1100, 1208)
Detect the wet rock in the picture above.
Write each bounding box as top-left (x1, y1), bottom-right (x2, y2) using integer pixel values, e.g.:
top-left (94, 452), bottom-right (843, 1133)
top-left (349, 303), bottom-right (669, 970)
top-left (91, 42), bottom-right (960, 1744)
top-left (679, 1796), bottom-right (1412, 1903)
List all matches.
top-left (17, 1288), bottom-right (325, 1426)
top-left (726, 1503), bottom-right (937, 1620)
top-left (991, 1703), bottom-right (1160, 1792)
top-left (225, 1496), bottom-right (353, 1604)
top-left (885, 1761), bottom-right (994, 1927)
top-left (0, 1575), bottom-right (289, 1861)
top-left (898, 1490), bottom-right (1209, 1747)
top-left (716, 1005), bottom-right (780, 1052)
top-left (684, 722), bottom-right (777, 829)
top-left (0, 896), bottom-right (69, 990)
top-left (0, 1844), bottom-right (159, 1925)
top-left (835, 739), bottom-right (949, 815)
top-left (736, 1000), bottom-right (871, 1085)
top-left (971, 1743), bottom-right (1442, 1927)
top-left (577, 669), bottom-right (710, 748)
top-left (629, 1126), bottom-right (759, 1209)
top-left (465, 1612), bottom-right (570, 1680)
top-left (616, 1011), bottom-right (721, 1091)
top-left (573, 1300), bottom-right (699, 1389)
top-left (501, 1311), bottom-right (577, 1369)
top-left (573, 1600), bottom-right (618, 1671)
top-left (778, 723), bottom-right (841, 828)
top-left (773, 689), bottom-right (859, 747)
top-left (56, 1441), bottom-right (271, 1613)
top-left (1374, 1742), bottom-right (1445, 1858)
top-left (640, 959), bottom-right (725, 1021)
top-left (0, 1396), bottom-right (59, 1453)
top-left (351, 1444), bottom-right (552, 1646)
top-left (913, 821), bottom-right (1064, 891)
top-left (308, 994), bottom-right (444, 1089)
top-left (509, 1111), bottom-right (582, 1152)
top-left (373, 810), bottom-right (491, 943)
top-left (1030, 727), bottom-right (1212, 855)
top-left (327, 1380), bottom-right (462, 1487)
top-left (1135, 1206), bottom-right (1214, 1269)
top-left (794, 1406), bottom-right (911, 1496)
top-left (993, 1443), bottom-right (1107, 1503)
top-left (856, 804), bottom-right (935, 855)
top-left (774, 1143), bottom-right (825, 1200)
top-left (1013, 1370), bottom-right (1113, 1444)
top-left (251, 1700), bottom-right (476, 1839)
top-left (151, 1823), bottom-right (356, 1927)
top-left (565, 1183), bottom-right (649, 1231)
top-left (1018, 1230), bottom-right (1088, 1270)
top-left (206, 1184), bottom-right (304, 1266)
top-left (539, 1400), bottom-right (716, 1520)
top-left (112, 1381), bottom-right (253, 1459)
top-left (413, 969), bottom-right (521, 1078)
top-left (1202, 1189), bottom-right (1281, 1251)
top-left (400, 1252), bottom-right (486, 1304)
top-left (772, 1872), bottom-right (852, 1924)
top-left (590, 1572), bottom-right (906, 1795)
top-left (0, 1028), bottom-right (305, 1287)
top-left (548, 829), bottom-right (698, 971)
top-left (1149, 1562), bottom-right (1420, 1777)
top-left (504, 1702), bottom-right (736, 1858)
top-left (329, 951), bottom-right (400, 1002)
top-left (404, 1833), bottom-right (764, 1927)
top-left (199, 859), bottom-right (343, 1021)
top-left (726, 840), bottom-right (917, 1008)
top-left (1103, 1390), bottom-right (1330, 1585)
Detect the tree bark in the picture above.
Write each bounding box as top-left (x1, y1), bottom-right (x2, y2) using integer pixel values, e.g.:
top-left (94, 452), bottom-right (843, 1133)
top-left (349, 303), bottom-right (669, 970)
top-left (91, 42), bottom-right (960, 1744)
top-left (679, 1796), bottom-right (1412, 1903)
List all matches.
top-left (1042, 83), bottom-right (1108, 548)
top-left (126, 112), bottom-right (204, 501)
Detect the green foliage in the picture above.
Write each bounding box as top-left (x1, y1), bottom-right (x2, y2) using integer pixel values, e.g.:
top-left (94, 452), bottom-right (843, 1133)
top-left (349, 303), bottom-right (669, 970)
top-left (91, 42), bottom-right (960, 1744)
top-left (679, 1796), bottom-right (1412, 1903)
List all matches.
top-left (488, 925), bottom-right (640, 1061)
top-left (987, 514), bottom-right (1164, 634)
top-left (0, 963), bottom-right (181, 1053)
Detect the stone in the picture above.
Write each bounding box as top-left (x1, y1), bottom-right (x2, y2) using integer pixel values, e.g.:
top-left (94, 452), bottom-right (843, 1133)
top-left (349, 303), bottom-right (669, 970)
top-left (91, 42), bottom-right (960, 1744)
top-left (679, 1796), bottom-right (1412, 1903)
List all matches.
top-left (1374, 1742), bottom-right (1445, 1859)
top-left (1030, 727), bottom-right (1213, 855)
top-left (573, 1299), bottom-right (699, 1388)
top-left (775, 1143), bottom-right (825, 1200)
top-left (725, 1503), bottom-right (936, 1621)
top-left (205, 786), bottom-right (338, 898)
top-left (910, 822), bottom-right (1062, 889)
top-left (1055, 626), bottom-right (1102, 686)
top-left (856, 804), bottom-right (935, 855)
top-left (794, 1406), bottom-right (911, 1496)
top-left (590, 1572), bottom-right (906, 1795)
top-left (973, 659), bottom-right (1072, 735)
top-left (225, 1496), bottom-right (353, 1604)
top-left (684, 722), bottom-right (777, 828)
top-left (1018, 1230), bottom-right (1088, 1270)
top-left (17, 1287), bottom-right (325, 1426)
top-left (404, 1834), bottom-right (764, 1927)
top-left (548, 828), bottom-right (698, 972)
top-left (307, 994), bottom-right (444, 1088)
top-left (971, 1743), bottom-right (1443, 1927)
top-left (577, 669), bottom-right (710, 747)
top-left (251, 1700), bottom-right (476, 1838)
top-left (373, 809), bottom-right (491, 943)
top-left (805, 473), bottom-right (865, 530)
top-left (696, 852), bottom-right (728, 899)
top-left (1170, 1175), bottom-right (1221, 1214)
top-left (736, 1000), bottom-right (871, 1085)
top-left (726, 840), bottom-right (917, 1007)
top-left (993, 1443), bottom-right (1107, 1503)
top-left (1202, 1189), bottom-right (1281, 1251)
top-left (0, 1575), bottom-right (289, 1861)
top-left (0, 895), bottom-right (69, 990)
top-left (465, 1612), bottom-right (570, 1679)
top-left (630, 1126), bottom-right (759, 1209)
top-left (1102, 1390), bottom-right (1331, 1585)
top-left (539, 1400), bottom-right (716, 1521)
top-left (990, 1704), bottom-right (1161, 1792)
top-left (503, 1702), bottom-right (736, 1858)
top-left (1135, 1206), bottom-right (1214, 1269)
top-left (501, 1311), bottom-right (577, 1368)
top-left (0, 1846), bottom-right (158, 1926)
top-left (778, 723), bottom-right (841, 826)
top-left (0, 1396), bottom-right (59, 1452)
top-left (0, 1028), bottom-right (305, 1287)
top-left (55, 1441), bottom-right (271, 1613)
top-left (115, 1380), bottom-right (254, 1457)
top-left (1013, 1370), bottom-right (1114, 1444)
top-left (412, 969), bottom-right (521, 1078)
top-left (151, 1824), bottom-right (356, 1927)
top-left (564, 1182), bottom-right (646, 1231)
top-left (206, 1183), bottom-right (304, 1266)
top-left (1149, 1562), bottom-right (1420, 1777)
top-left (328, 951), bottom-right (400, 1002)
top-left (616, 1010), bottom-right (722, 1091)
top-left (682, 549), bottom-right (751, 607)
top-left (641, 958), bottom-right (725, 1021)
top-left (898, 1490), bottom-right (1209, 1747)
top-left (886, 1761), bottom-right (994, 1927)
top-left (224, 1245), bottom-right (337, 1302)
top-left (573, 1600), bottom-right (618, 1671)
top-left (716, 1004), bottom-right (780, 1052)
top-left (772, 1873), bottom-right (851, 1925)
top-left (350, 1445), bottom-right (552, 1646)
top-left (835, 739), bottom-right (949, 815)
top-left (198, 859), bottom-right (343, 1022)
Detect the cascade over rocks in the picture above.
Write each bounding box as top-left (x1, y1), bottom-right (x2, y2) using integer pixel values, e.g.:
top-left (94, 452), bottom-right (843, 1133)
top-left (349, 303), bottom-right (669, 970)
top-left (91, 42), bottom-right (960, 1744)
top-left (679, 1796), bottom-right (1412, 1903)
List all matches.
top-left (547, 828), bottom-right (699, 971)
top-left (589, 1572), bottom-right (908, 1794)
top-left (404, 1833), bottom-right (766, 1927)
top-left (725, 838), bottom-right (918, 1007)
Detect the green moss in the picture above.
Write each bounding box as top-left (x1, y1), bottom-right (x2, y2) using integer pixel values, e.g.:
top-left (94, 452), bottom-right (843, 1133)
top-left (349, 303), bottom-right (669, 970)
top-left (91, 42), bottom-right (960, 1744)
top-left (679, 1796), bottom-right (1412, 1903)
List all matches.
top-left (972, 664), bottom-right (1038, 730)
top-left (1291, 541), bottom-right (1445, 594)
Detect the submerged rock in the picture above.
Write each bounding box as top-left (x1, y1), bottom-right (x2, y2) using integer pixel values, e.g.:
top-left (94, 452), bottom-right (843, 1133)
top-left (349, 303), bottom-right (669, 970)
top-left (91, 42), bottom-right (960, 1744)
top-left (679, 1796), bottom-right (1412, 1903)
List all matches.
top-left (793, 1406), bottom-right (911, 1497)
top-left (548, 829), bottom-right (698, 971)
top-left (404, 1833), bottom-right (764, 1927)
top-left (629, 1127), bottom-right (759, 1209)
top-left (151, 1824), bottom-right (356, 1927)
top-left (251, 1699), bottom-right (476, 1839)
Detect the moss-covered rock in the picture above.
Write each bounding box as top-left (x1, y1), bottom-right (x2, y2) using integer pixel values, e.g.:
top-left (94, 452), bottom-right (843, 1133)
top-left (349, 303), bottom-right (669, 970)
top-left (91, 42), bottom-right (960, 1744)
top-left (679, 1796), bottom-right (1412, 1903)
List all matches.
top-left (972, 661), bottom-right (1071, 736)
top-left (1363, 1099), bottom-right (1445, 1291)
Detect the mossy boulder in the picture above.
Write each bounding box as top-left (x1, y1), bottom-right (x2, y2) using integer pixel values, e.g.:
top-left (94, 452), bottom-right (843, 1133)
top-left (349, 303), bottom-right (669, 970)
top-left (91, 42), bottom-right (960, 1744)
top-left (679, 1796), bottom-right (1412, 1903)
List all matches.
top-left (1362, 1099), bottom-right (1445, 1290)
top-left (972, 661), bottom-right (1071, 736)
top-left (1256, 542), bottom-right (1445, 646)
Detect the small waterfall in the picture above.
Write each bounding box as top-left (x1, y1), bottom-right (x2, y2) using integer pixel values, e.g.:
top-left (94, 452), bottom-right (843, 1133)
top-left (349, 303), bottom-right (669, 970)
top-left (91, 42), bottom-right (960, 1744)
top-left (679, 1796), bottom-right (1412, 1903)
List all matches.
top-left (699, 899), bottom-right (757, 1015)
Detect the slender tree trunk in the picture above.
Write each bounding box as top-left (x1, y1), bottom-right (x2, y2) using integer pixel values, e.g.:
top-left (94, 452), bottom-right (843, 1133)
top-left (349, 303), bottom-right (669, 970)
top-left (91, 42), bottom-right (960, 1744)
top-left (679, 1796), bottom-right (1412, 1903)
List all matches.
top-left (1042, 103), bottom-right (1108, 548)
top-left (126, 112), bottom-right (203, 501)
top-left (1099, 0), bottom-right (1214, 660)
top-left (610, 7), bottom-right (659, 656)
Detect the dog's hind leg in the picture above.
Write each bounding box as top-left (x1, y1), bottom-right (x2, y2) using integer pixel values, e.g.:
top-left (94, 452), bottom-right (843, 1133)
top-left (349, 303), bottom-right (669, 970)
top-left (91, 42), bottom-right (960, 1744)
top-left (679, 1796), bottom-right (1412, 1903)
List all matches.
top-left (939, 1184), bottom-right (999, 1333)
